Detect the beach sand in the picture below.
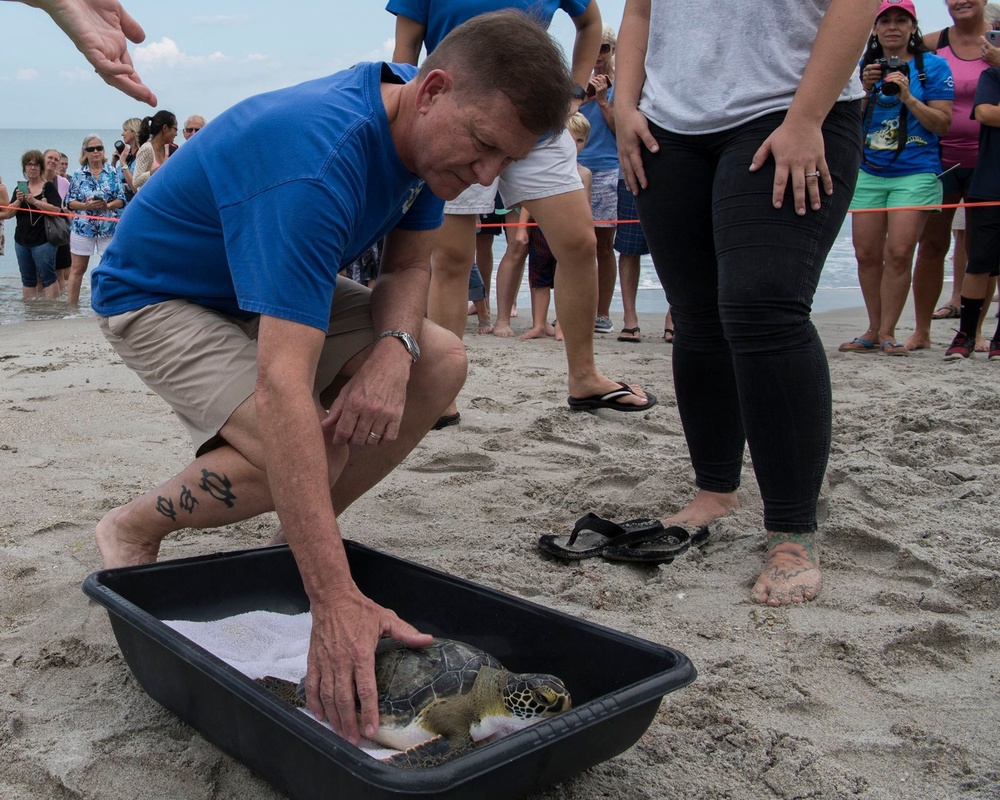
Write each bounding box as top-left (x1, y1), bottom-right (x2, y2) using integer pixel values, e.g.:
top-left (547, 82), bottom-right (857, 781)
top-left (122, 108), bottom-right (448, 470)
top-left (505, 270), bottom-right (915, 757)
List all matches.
top-left (1, 307), bottom-right (998, 799)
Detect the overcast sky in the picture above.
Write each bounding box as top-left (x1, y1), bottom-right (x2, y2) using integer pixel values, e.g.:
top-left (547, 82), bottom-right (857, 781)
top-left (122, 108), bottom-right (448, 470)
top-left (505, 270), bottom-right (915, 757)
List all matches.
top-left (2, 0), bottom-right (955, 129)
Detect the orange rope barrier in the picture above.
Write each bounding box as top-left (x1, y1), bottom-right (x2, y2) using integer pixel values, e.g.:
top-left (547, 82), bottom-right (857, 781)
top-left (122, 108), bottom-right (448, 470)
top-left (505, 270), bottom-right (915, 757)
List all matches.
top-left (6, 198), bottom-right (998, 230)
top-left (0, 205), bottom-right (120, 223)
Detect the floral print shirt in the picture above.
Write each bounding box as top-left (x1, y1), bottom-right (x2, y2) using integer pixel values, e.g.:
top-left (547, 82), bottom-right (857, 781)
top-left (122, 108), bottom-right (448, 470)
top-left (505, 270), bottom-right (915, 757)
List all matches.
top-left (68, 163), bottom-right (125, 238)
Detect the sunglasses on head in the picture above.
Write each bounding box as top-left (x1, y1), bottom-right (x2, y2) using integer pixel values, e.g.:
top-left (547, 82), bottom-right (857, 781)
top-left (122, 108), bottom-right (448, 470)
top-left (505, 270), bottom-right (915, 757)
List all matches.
top-left (599, 43), bottom-right (612, 53)
top-left (85, 145), bottom-right (104, 152)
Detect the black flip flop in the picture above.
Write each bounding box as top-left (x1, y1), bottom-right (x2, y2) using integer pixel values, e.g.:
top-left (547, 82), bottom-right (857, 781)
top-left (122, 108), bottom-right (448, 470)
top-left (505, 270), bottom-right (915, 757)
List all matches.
top-left (567, 382), bottom-right (657, 412)
top-left (537, 512), bottom-right (664, 560)
top-left (601, 524), bottom-right (711, 564)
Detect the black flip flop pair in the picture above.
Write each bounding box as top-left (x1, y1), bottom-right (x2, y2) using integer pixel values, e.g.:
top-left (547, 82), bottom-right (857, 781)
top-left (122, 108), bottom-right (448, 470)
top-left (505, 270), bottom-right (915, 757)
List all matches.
top-left (537, 512), bottom-right (709, 564)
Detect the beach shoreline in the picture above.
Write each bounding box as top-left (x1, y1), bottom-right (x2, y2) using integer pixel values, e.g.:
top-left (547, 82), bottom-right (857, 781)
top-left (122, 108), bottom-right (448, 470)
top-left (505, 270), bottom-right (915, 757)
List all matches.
top-left (1, 309), bottom-right (998, 799)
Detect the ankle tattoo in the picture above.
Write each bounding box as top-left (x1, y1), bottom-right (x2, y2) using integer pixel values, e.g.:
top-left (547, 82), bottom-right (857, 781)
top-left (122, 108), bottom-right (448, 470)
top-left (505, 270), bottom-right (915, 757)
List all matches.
top-left (766, 531), bottom-right (817, 560)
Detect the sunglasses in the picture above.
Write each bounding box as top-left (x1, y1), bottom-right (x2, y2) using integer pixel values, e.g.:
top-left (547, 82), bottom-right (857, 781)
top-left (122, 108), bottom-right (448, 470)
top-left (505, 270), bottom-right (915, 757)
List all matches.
top-left (599, 43), bottom-right (613, 53)
top-left (85, 145), bottom-right (105, 152)
top-left (184, 127), bottom-right (202, 134)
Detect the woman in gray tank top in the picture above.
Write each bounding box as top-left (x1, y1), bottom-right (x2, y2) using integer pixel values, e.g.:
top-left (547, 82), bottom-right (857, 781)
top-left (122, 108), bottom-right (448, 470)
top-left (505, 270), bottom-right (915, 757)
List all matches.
top-left (614, 0), bottom-right (873, 607)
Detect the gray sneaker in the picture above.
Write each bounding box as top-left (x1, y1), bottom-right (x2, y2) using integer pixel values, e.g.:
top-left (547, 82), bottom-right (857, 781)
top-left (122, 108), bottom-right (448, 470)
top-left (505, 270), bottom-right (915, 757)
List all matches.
top-left (594, 315), bottom-right (613, 333)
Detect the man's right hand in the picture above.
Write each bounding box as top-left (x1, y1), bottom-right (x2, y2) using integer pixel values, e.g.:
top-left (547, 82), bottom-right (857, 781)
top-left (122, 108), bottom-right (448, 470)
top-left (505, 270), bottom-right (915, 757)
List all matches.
top-left (303, 585), bottom-right (432, 744)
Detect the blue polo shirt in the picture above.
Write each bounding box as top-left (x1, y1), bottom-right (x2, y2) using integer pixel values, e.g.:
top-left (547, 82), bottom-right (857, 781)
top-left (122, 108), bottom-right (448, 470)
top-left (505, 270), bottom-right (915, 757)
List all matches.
top-left (91, 62), bottom-right (444, 332)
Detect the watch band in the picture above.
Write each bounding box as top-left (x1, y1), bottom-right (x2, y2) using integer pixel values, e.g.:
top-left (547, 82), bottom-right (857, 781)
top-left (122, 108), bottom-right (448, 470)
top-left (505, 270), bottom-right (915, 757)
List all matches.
top-left (376, 330), bottom-right (420, 363)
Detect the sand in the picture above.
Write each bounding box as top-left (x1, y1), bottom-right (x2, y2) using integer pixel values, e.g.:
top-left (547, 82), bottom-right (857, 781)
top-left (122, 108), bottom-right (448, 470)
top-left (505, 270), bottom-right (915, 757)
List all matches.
top-left (1, 308), bottom-right (998, 800)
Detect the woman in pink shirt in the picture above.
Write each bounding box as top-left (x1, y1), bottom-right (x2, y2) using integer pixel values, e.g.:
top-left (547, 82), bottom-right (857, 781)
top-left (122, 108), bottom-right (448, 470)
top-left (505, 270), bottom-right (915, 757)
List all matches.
top-left (907, 0), bottom-right (1000, 351)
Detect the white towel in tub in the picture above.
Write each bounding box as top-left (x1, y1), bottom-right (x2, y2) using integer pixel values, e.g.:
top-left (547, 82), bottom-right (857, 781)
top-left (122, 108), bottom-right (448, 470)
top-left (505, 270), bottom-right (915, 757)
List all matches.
top-left (163, 610), bottom-right (399, 760)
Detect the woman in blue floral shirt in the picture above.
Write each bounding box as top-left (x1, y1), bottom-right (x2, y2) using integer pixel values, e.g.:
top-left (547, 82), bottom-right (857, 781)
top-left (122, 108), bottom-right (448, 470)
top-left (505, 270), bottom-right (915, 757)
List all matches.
top-left (66, 135), bottom-right (125, 306)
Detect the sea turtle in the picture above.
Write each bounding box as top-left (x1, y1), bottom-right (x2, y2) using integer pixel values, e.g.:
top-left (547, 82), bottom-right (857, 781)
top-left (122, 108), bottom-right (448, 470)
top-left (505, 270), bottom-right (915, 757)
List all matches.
top-left (256, 637), bottom-right (571, 768)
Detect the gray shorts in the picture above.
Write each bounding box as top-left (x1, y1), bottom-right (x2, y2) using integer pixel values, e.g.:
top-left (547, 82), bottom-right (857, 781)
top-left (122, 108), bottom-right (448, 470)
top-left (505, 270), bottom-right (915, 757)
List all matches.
top-left (99, 275), bottom-right (375, 455)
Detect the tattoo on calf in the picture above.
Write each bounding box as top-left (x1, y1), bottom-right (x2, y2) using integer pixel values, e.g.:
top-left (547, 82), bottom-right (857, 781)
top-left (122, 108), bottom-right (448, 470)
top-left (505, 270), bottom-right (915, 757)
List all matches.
top-left (199, 469), bottom-right (237, 508)
top-left (179, 485), bottom-right (199, 514)
top-left (156, 495), bottom-right (177, 521)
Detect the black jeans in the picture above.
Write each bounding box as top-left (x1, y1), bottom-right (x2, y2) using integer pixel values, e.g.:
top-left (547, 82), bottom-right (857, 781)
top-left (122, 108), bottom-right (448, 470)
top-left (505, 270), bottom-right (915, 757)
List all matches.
top-left (636, 102), bottom-right (862, 532)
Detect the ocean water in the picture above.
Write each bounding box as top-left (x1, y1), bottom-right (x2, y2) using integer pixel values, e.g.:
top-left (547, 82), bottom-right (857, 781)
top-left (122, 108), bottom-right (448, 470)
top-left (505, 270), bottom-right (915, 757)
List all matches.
top-left (0, 127), bottom-right (880, 327)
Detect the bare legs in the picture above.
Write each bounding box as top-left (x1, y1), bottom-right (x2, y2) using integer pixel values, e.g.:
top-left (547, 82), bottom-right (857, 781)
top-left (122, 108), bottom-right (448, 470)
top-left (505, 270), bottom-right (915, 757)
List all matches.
top-left (595, 227), bottom-right (617, 322)
top-left (907, 201), bottom-right (958, 350)
top-left (427, 213), bottom-right (478, 418)
top-left (66, 252), bottom-right (91, 306)
top-left (96, 322), bottom-right (467, 568)
top-left (618, 252), bottom-right (641, 337)
top-left (850, 209), bottom-right (930, 352)
top-left (493, 212), bottom-right (528, 338)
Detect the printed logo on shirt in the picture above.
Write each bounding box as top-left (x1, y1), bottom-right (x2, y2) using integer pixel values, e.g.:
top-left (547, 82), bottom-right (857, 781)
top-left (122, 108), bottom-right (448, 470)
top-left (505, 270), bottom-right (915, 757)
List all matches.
top-left (402, 182), bottom-right (424, 215)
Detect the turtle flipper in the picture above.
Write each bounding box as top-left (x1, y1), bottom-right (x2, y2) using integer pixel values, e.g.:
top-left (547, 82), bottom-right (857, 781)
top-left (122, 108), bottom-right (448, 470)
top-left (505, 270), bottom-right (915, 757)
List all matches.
top-left (256, 675), bottom-right (306, 708)
top-left (385, 734), bottom-right (474, 769)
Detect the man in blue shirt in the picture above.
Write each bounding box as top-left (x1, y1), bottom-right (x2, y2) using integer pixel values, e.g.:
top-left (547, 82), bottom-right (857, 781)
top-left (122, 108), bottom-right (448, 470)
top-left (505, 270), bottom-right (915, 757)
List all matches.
top-left (91, 11), bottom-right (571, 747)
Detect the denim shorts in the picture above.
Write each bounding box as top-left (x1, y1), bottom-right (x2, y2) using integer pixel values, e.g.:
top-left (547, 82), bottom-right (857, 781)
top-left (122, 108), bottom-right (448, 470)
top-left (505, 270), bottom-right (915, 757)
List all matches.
top-left (14, 240), bottom-right (58, 287)
top-left (849, 170), bottom-right (942, 212)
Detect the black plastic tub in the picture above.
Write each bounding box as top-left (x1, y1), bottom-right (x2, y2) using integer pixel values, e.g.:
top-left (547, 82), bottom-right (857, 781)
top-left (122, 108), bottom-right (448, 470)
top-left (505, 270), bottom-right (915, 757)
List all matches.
top-left (83, 543), bottom-right (696, 799)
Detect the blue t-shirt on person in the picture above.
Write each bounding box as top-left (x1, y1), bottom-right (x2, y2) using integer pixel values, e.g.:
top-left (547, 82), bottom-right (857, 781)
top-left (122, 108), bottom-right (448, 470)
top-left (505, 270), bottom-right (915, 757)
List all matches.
top-left (578, 84), bottom-right (618, 171)
top-left (385, 0), bottom-right (590, 53)
top-left (970, 67), bottom-right (1000, 201)
top-left (91, 62), bottom-right (444, 332)
top-left (860, 52), bottom-right (954, 178)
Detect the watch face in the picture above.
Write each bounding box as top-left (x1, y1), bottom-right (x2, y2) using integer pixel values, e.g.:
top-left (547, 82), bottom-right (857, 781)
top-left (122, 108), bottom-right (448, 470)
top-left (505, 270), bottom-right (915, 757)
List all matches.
top-left (572, 86), bottom-right (587, 100)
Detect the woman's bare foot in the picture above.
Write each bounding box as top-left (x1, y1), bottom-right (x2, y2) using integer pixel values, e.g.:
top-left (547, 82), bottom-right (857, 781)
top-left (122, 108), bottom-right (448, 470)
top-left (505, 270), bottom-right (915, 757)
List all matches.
top-left (95, 506), bottom-right (163, 568)
top-left (518, 324), bottom-right (554, 340)
top-left (663, 488), bottom-right (739, 529)
top-left (477, 317), bottom-right (494, 335)
top-left (975, 336), bottom-right (989, 353)
top-left (751, 532), bottom-right (821, 606)
top-left (493, 322), bottom-right (515, 338)
top-left (554, 321), bottom-right (564, 342)
top-left (903, 333), bottom-right (932, 351)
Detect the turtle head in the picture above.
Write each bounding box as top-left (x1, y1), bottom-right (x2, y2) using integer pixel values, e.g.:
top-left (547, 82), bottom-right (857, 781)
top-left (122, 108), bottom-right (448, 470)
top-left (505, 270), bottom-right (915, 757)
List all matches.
top-left (503, 673), bottom-right (571, 720)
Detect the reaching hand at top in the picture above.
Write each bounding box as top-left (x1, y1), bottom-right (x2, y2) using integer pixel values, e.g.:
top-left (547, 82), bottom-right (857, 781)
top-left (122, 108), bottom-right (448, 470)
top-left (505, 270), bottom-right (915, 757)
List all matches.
top-left (17, 0), bottom-right (156, 105)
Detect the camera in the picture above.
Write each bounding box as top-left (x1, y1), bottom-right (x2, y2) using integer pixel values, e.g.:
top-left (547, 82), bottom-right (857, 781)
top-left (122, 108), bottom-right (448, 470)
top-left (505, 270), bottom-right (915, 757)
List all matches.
top-left (114, 140), bottom-right (125, 154)
top-left (876, 56), bottom-right (909, 96)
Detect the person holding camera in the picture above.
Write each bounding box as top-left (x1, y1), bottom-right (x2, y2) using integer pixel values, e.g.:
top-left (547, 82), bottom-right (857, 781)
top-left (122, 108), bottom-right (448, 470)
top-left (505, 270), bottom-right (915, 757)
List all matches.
top-left (65, 135), bottom-right (125, 306)
top-left (0, 150), bottom-right (63, 300)
top-left (840, 0), bottom-right (953, 357)
top-left (111, 117), bottom-right (141, 203)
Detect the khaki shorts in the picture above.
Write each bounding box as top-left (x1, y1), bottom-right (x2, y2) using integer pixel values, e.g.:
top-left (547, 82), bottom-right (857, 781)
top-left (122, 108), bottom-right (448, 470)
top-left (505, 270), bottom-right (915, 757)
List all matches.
top-left (99, 275), bottom-right (375, 455)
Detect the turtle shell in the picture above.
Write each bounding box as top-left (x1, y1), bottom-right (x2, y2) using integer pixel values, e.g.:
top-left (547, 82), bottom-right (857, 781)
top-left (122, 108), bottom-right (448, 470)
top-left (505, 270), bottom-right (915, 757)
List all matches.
top-left (375, 638), bottom-right (501, 726)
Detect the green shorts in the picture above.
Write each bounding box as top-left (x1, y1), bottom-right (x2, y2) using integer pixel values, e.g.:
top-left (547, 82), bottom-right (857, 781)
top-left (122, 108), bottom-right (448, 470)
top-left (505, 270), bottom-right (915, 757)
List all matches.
top-left (849, 170), bottom-right (942, 213)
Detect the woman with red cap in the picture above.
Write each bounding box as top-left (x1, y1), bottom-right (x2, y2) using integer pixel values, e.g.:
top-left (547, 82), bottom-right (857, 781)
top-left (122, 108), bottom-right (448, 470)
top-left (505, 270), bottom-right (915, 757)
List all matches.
top-left (840, 0), bottom-right (953, 356)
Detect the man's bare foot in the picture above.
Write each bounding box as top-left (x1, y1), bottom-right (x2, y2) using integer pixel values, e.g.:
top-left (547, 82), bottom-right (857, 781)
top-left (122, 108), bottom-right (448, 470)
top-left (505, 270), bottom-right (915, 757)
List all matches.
top-left (904, 333), bottom-right (932, 351)
top-left (663, 489), bottom-right (739, 530)
top-left (518, 324), bottom-right (554, 340)
top-left (751, 532), bottom-right (821, 606)
top-left (493, 322), bottom-right (515, 338)
top-left (477, 317), bottom-right (494, 335)
top-left (467, 302), bottom-right (476, 316)
top-left (95, 507), bottom-right (162, 568)
top-left (510, 306), bottom-right (518, 318)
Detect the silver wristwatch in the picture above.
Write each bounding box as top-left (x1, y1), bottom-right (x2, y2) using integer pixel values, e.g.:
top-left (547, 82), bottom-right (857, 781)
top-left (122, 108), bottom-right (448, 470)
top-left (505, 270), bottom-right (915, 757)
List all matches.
top-left (376, 330), bottom-right (420, 363)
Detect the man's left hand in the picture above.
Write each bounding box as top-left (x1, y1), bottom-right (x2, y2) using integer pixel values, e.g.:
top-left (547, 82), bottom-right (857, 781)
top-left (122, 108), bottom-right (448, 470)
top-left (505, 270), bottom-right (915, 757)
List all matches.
top-left (322, 343), bottom-right (411, 445)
